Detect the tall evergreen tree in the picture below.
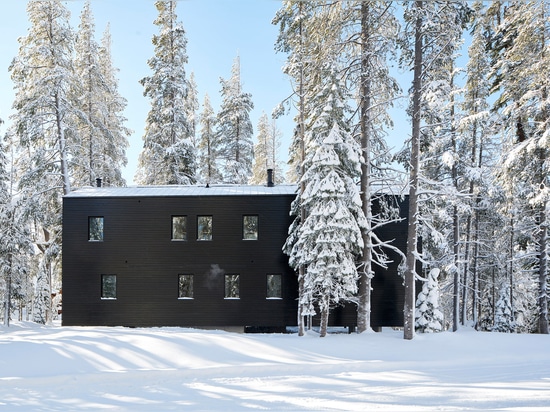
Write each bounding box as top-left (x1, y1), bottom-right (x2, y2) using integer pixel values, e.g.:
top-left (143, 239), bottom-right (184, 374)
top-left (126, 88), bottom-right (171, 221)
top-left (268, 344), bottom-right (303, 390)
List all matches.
top-left (74, 3), bottom-right (129, 188)
top-left (197, 93), bottom-right (222, 184)
top-left (136, 0), bottom-right (196, 185)
top-left (250, 113), bottom-right (284, 185)
top-left (8, 0), bottom-right (77, 324)
top-left (97, 24), bottom-right (130, 187)
top-left (399, 0), bottom-right (471, 338)
top-left (290, 124), bottom-right (366, 337)
top-left (491, 0), bottom-right (550, 334)
top-left (217, 56), bottom-right (254, 184)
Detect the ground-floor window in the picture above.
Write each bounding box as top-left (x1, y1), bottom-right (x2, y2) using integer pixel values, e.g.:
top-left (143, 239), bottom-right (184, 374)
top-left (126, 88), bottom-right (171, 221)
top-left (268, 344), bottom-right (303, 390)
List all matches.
top-left (266, 273), bottom-right (282, 299)
top-left (101, 274), bottom-right (116, 299)
top-left (178, 274), bottom-right (194, 298)
top-left (224, 274), bottom-right (240, 299)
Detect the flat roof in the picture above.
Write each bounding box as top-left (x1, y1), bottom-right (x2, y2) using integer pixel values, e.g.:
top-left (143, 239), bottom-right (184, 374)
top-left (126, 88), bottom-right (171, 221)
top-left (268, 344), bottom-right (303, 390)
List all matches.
top-left (64, 184), bottom-right (298, 198)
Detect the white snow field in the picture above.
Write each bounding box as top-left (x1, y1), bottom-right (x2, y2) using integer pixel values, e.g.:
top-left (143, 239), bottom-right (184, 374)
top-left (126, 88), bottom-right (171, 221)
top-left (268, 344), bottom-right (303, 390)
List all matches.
top-left (0, 322), bottom-right (549, 411)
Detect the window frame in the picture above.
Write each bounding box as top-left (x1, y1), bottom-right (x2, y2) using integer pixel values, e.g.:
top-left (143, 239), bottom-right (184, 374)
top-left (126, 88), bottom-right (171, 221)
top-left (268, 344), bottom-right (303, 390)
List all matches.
top-left (101, 274), bottom-right (117, 300)
top-left (197, 215), bottom-right (213, 241)
top-left (266, 273), bottom-right (283, 299)
top-left (224, 274), bottom-right (240, 299)
top-left (171, 215), bottom-right (188, 241)
top-left (178, 274), bottom-right (194, 299)
top-left (242, 215), bottom-right (259, 241)
top-left (88, 216), bottom-right (104, 242)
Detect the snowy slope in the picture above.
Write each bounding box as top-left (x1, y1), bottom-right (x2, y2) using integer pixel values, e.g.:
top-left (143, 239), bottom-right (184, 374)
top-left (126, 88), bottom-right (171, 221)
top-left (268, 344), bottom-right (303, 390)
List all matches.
top-left (0, 322), bottom-right (549, 411)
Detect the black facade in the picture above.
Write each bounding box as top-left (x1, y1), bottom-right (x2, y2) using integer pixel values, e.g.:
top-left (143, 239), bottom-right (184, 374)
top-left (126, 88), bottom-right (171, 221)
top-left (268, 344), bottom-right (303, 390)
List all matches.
top-left (62, 185), bottom-right (409, 330)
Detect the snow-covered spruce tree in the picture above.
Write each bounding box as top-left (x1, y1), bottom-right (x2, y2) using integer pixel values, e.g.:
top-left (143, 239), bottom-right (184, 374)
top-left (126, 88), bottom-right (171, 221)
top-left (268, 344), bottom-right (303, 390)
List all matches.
top-left (415, 268), bottom-right (444, 333)
top-left (493, 283), bottom-right (516, 333)
top-left (136, 0), bottom-right (196, 185)
top-left (8, 0), bottom-right (77, 324)
top-left (291, 124), bottom-right (366, 337)
top-left (274, 0), bottom-right (318, 336)
top-left (217, 56), bottom-right (254, 184)
top-left (197, 93), bottom-right (222, 185)
top-left (490, 0), bottom-right (550, 334)
top-left (250, 113), bottom-right (284, 185)
top-left (74, 2), bottom-right (129, 188)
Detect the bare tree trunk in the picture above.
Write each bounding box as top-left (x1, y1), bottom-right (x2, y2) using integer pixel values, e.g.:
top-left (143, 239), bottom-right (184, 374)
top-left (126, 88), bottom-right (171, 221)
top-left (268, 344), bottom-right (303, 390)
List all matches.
top-left (539, 199), bottom-right (549, 334)
top-left (3, 253), bottom-right (12, 327)
top-left (297, 2), bottom-right (306, 337)
top-left (319, 297), bottom-right (329, 338)
top-left (404, 0), bottom-right (423, 341)
top-left (357, 1), bottom-right (373, 334)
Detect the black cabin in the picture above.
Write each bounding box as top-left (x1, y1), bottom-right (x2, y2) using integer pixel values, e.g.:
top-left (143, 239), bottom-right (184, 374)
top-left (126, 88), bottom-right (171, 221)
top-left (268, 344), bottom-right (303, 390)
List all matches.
top-left (62, 184), bottom-right (408, 331)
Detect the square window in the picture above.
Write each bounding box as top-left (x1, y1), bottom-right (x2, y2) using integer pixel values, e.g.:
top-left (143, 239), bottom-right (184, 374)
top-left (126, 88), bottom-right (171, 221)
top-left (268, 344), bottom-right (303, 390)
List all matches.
top-left (197, 216), bottom-right (213, 241)
top-left (267, 274), bottom-right (282, 299)
top-left (89, 217), bottom-right (104, 241)
top-left (101, 274), bottom-right (116, 299)
top-left (224, 274), bottom-right (240, 299)
top-left (243, 215), bottom-right (258, 240)
top-left (172, 216), bottom-right (187, 240)
top-left (178, 274), bottom-right (194, 299)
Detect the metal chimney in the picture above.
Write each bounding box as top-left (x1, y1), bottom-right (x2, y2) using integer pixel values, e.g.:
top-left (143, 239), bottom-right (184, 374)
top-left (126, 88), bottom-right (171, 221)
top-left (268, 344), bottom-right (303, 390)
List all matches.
top-left (96, 178), bottom-right (102, 188)
top-left (267, 169), bottom-right (274, 187)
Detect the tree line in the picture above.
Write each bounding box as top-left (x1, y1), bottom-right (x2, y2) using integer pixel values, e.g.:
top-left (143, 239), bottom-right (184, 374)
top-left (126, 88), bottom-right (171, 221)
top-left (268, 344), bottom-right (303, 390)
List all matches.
top-left (276, 0), bottom-right (549, 337)
top-left (1, 1), bottom-right (549, 338)
top-left (0, 0), bottom-right (283, 325)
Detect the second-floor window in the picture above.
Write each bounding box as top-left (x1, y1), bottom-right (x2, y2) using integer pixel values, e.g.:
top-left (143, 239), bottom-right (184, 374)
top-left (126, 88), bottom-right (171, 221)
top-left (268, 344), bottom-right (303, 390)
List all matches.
top-left (243, 215), bottom-right (258, 240)
top-left (197, 216), bottom-right (213, 241)
top-left (172, 216), bottom-right (187, 241)
top-left (89, 217), bottom-right (104, 241)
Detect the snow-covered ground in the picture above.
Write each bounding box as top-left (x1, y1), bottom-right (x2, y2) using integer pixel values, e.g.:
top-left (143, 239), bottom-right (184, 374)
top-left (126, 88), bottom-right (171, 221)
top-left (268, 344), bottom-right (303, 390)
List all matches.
top-left (0, 322), bottom-right (549, 411)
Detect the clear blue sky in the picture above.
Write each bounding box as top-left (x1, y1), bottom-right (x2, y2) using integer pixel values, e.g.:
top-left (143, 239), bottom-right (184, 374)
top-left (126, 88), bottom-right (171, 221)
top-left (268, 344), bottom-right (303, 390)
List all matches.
top-left (0, 0), bottom-right (296, 185)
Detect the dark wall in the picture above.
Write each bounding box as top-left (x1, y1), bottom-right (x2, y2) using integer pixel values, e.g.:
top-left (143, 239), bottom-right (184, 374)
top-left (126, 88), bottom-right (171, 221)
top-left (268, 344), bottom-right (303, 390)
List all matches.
top-left (62, 192), bottom-right (410, 329)
top-left (62, 194), bottom-right (298, 327)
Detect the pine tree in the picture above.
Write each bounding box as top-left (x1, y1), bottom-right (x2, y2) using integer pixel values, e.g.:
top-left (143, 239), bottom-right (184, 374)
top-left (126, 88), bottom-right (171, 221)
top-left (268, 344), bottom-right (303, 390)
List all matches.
top-left (335, 0), bottom-right (402, 333)
top-left (136, 0), bottom-right (196, 185)
top-left (96, 24), bottom-right (130, 187)
top-left (73, 2), bottom-right (129, 188)
top-left (250, 113), bottom-right (284, 185)
top-left (399, 0), bottom-right (471, 338)
top-left (217, 56), bottom-right (254, 184)
top-left (490, 0), bottom-right (550, 335)
top-left (415, 268), bottom-right (444, 333)
top-left (8, 0), bottom-right (77, 324)
top-left (197, 94), bottom-right (222, 184)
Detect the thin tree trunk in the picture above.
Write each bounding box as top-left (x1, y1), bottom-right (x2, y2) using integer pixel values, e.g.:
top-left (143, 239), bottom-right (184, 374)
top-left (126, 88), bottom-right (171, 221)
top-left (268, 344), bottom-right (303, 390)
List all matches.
top-left (297, 2), bottom-right (306, 337)
top-left (358, 1), bottom-right (373, 334)
top-left (404, 0), bottom-right (423, 341)
top-left (539, 198), bottom-right (549, 334)
top-left (320, 297), bottom-right (329, 338)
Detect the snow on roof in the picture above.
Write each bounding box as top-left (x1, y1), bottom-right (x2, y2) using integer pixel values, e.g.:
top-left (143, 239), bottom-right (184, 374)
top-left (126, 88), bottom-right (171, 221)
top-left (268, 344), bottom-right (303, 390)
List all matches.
top-left (64, 184), bottom-right (299, 198)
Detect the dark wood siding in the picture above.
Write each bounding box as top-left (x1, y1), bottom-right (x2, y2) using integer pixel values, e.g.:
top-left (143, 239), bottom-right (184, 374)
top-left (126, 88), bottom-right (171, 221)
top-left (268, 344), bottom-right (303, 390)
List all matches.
top-left (63, 191), bottom-right (410, 329)
top-left (62, 194), bottom-right (298, 327)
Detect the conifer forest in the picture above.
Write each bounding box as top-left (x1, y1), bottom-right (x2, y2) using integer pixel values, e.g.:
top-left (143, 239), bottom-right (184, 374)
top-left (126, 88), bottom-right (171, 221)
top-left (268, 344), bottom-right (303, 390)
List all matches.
top-left (1, 0), bottom-right (550, 339)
